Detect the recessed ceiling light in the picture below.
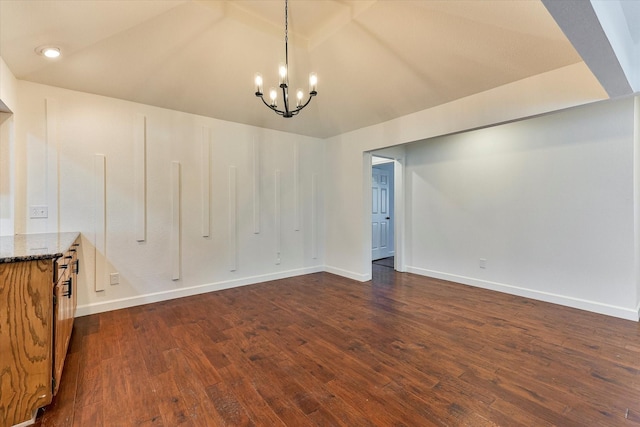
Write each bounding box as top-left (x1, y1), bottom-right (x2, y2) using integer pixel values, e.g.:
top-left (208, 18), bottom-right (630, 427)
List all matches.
top-left (35, 46), bottom-right (61, 59)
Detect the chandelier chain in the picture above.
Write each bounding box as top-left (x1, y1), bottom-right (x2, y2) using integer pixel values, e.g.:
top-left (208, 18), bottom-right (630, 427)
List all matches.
top-left (284, 0), bottom-right (289, 69)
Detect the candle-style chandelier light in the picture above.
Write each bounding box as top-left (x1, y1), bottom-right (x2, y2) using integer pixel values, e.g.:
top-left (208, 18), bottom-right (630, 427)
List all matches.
top-left (254, 0), bottom-right (317, 118)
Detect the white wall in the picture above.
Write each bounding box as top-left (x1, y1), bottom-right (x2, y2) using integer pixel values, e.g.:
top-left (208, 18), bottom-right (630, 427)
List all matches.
top-left (15, 81), bottom-right (325, 315)
top-left (406, 98), bottom-right (637, 319)
top-left (324, 63), bottom-right (607, 281)
top-left (0, 113), bottom-right (14, 236)
top-left (0, 56), bottom-right (17, 112)
top-left (9, 59), bottom-right (637, 320)
top-left (323, 63), bottom-right (640, 320)
top-left (0, 57), bottom-right (17, 236)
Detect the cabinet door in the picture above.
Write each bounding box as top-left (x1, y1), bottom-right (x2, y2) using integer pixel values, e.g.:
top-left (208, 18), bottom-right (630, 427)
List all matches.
top-left (52, 261), bottom-right (74, 395)
top-left (0, 259), bottom-right (53, 425)
top-left (71, 241), bottom-right (79, 316)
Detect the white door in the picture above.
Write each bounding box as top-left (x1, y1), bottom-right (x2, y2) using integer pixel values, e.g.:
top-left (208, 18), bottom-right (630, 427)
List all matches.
top-left (372, 168), bottom-right (393, 260)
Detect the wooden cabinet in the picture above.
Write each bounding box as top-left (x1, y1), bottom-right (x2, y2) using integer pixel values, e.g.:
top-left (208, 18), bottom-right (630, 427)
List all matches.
top-left (0, 233), bottom-right (79, 427)
top-left (52, 240), bottom-right (79, 396)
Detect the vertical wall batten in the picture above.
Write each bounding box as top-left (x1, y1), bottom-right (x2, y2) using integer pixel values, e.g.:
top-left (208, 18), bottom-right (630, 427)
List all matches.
top-left (171, 161), bottom-right (181, 281)
top-left (253, 138), bottom-right (260, 234)
top-left (634, 97), bottom-right (640, 315)
top-left (201, 127), bottom-right (211, 238)
top-left (94, 154), bottom-right (106, 292)
top-left (229, 166), bottom-right (238, 271)
top-left (134, 114), bottom-right (147, 242)
top-left (275, 169), bottom-right (281, 265)
top-left (312, 173), bottom-right (318, 260)
top-left (294, 141), bottom-right (300, 231)
top-left (45, 98), bottom-right (60, 233)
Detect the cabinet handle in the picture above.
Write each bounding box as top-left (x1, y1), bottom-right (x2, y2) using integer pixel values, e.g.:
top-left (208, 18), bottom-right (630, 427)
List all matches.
top-left (74, 259), bottom-right (80, 274)
top-left (63, 277), bottom-right (72, 298)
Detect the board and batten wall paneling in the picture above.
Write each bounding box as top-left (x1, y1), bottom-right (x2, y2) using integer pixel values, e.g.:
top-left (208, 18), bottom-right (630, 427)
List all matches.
top-left (275, 169), bottom-right (281, 265)
top-left (94, 154), bottom-right (106, 292)
top-left (201, 127), bottom-right (211, 238)
top-left (134, 114), bottom-right (147, 242)
top-left (171, 161), bottom-right (181, 281)
top-left (228, 165), bottom-right (238, 271)
top-left (18, 80), bottom-right (326, 318)
top-left (253, 137), bottom-right (260, 234)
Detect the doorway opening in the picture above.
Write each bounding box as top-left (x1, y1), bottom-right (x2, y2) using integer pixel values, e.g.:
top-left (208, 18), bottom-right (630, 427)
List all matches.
top-left (365, 149), bottom-right (405, 281)
top-left (371, 156), bottom-right (395, 267)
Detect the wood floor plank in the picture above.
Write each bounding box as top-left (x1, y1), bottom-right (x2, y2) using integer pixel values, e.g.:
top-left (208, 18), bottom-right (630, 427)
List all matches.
top-left (33, 270), bottom-right (640, 426)
top-left (74, 334), bottom-right (102, 410)
top-left (71, 401), bottom-right (103, 427)
top-left (149, 370), bottom-right (196, 427)
top-left (162, 348), bottom-right (226, 427)
top-left (217, 361), bottom-right (287, 426)
top-left (100, 355), bottom-right (134, 426)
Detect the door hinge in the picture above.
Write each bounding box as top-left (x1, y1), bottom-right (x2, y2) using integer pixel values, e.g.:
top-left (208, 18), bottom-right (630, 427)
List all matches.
top-left (53, 294), bottom-right (57, 306)
top-left (52, 377), bottom-right (56, 392)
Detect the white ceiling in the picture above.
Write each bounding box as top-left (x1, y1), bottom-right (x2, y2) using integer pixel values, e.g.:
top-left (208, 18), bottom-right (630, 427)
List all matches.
top-left (0, 0), bottom-right (622, 138)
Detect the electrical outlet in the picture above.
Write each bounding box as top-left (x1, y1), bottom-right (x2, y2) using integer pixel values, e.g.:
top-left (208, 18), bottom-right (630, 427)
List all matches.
top-left (479, 258), bottom-right (487, 269)
top-left (109, 272), bottom-right (120, 285)
top-left (30, 205), bottom-right (48, 218)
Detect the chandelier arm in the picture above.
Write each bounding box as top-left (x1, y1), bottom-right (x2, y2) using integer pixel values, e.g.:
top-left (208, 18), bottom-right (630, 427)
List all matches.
top-left (292, 93), bottom-right (316, 113)
top-left (257, 94), bottom-right (286, 116)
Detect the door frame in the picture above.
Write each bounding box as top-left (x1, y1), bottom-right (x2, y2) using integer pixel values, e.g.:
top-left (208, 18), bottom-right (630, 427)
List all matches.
top-left (363, 150), bottom-right (406, 278)
top-left (371, 157), bottom-right (394, 261)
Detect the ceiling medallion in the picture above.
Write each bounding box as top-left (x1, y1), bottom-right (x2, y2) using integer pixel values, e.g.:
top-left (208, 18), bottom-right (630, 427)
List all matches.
top-left (254, 0), bottom-right (317, 118)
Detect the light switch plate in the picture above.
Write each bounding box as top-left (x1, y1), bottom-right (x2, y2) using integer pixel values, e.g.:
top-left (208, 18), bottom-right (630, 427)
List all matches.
top-left (109, 272), bottom-right (120, 285)
top-left (30, 205), bottom-right (48, 218)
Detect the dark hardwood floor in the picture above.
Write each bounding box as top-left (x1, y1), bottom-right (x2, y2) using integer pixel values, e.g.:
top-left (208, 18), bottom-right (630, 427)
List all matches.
top-left (34, 266), bottom-right (640, 426)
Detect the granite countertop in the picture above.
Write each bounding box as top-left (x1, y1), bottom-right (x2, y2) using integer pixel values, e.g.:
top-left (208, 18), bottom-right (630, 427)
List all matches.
top-left (0, 232), bottom-right (80, 263)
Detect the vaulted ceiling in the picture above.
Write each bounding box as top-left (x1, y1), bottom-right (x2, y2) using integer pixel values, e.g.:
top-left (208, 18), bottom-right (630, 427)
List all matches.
top-left (0, 0), bottom-right (637, 138)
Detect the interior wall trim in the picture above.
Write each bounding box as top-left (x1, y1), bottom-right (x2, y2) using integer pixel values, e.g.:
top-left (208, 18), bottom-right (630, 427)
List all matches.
top-left (45, 98), bottom-right (59, 233)
top-left (201, 127), bottom-right (211, 238)
top-left (171, 161), bottom-right (181, 281)
top-left (253, 137), bottom-right (260, 234)
top-left (312, 173), bottom-right (318, 260)
top-left (93, 154), bottom-right (106, 292)
top-left (275, 169), bottom-right (281, 265)
top-left (228, 165), bottom-right (238, 271)
top-left (407, 266), bottom-right (640, 321)
top-left (634, 96), bottom-right (640, 313)
top-left (134, 113), bottom-right (147, 242)
top-left (294, 141), bottom-right (300, 231)
top-left (324, 265), bottom-right (370, 282)
top-left (75, 265), bottom-right (325, 317)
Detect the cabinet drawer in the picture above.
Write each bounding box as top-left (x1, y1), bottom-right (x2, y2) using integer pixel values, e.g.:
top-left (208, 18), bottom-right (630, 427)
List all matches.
top-left (54, 243), bottom-right (78, 284)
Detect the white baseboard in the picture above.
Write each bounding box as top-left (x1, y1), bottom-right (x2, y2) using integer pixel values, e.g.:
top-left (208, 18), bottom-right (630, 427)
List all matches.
top-left (11, 410), bottom-right (37, 427)
top-left (76, 266), bottom-right (324, 317)
top-left (323, 265), bottom-right (370, 282)
top-left (406, 266), bottom-right (639, 322)
top-left (77, 264), bottom-right (638, 321)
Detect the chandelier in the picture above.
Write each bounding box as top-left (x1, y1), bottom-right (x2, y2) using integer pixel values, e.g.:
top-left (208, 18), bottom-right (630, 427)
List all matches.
top-left (254, 0), bottom-right (317, 118)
